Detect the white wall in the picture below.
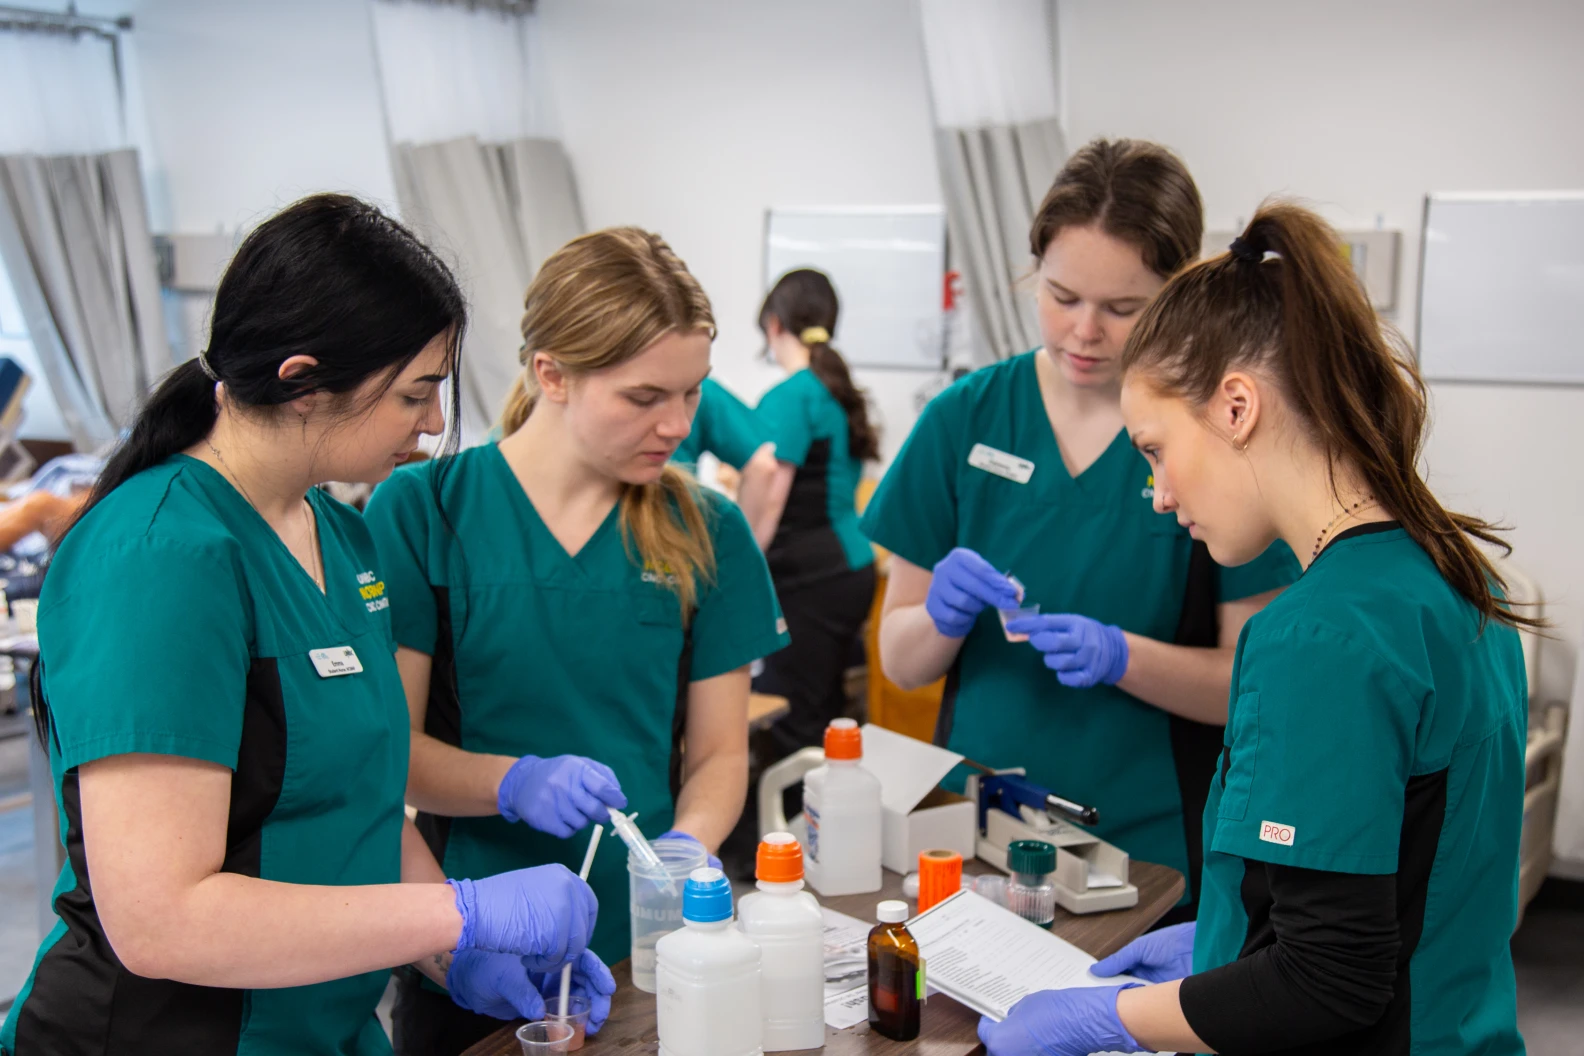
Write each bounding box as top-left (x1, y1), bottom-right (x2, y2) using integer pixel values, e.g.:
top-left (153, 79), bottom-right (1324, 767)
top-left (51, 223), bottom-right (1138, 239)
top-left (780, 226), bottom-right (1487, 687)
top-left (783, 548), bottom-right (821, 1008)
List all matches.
top-left (74, 0), bottom-right (399, 358)
top-left (1057, 0), bottom-right (1584, 866)
top-left (85, 0), bottom-right (398, 233)
top-left (535, 0), bottom-right (945, 466)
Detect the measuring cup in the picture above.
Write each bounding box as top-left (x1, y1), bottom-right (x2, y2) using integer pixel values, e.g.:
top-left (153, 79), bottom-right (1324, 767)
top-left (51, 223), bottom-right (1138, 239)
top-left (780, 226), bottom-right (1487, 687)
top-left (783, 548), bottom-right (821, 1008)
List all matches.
top-left (629, 837), bottom-right (708, 993)
top-left (516, 1020), bottom-right (574, 1055)
top-left (1000, 602), bottom-right (1040, 642)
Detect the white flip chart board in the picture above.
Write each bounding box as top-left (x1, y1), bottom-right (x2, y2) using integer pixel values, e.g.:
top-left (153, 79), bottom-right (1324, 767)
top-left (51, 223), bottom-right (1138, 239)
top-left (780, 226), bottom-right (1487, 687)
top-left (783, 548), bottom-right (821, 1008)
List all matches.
top-left (1417, 192), bottom-right (1584, 385)
top-left (763, 206), bottom-right (946, 371)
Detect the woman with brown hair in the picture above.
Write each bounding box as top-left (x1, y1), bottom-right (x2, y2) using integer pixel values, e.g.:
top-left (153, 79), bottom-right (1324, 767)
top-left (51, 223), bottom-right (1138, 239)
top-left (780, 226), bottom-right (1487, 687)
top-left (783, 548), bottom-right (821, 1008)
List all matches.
top-left (861, 139), bottom-right (1297, 912)
top-left (364, 227), bottom-right (787, 1055)
top-left (979, 202), bottom-right (1528, 1055)
top-left (748, 268), bottom-right (879, 761)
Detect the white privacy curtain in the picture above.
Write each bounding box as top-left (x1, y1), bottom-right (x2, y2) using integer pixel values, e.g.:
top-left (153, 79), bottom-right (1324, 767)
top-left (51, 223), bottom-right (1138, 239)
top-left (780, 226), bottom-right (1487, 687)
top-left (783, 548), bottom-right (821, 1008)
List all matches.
top-left (0, 28), bottom-right (169, 450)
top-left (372, 0), bottom-right (585, 439)
top-left (919, 0), bottom-right (1066, 363)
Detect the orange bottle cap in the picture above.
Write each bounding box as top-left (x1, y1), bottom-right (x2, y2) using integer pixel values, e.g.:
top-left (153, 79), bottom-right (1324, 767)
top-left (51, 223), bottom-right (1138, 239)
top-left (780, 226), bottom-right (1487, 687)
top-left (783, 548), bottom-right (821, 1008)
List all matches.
top-left (824, 718), bottom-right (862, 761)
top-left (757, 831), bottom-right (804, 882)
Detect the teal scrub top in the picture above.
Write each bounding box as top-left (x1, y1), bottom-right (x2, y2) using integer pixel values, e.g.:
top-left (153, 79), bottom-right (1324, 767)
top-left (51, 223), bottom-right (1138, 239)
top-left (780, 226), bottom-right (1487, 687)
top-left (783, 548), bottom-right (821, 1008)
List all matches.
top-left (363, 444), bottom-right (788, 965)
top-left (4, 456), bottom-right (407, 1056)
top-left (756, 368), bottom-right (874, 588)
top-left (671, 377), bottom-right (768, 470)
top-left (1194, 524), bottom-right (1526, 1054)
top-left (859, 352), bottom-right (1299, 888)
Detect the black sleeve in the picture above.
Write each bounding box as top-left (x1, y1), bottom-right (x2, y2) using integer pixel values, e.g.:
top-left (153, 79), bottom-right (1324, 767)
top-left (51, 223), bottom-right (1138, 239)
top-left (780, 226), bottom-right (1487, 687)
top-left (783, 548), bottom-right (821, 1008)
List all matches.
top-left (1178, 863), bottom-right (1401, 1054)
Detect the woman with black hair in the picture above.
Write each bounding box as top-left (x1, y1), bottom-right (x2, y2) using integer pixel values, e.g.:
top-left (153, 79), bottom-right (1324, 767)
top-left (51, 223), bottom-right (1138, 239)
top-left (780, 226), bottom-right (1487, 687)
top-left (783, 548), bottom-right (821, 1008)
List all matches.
top-left (750, 269), bottom-right (879, 760)
top-left (2, 195), bottom-right (611, 1056)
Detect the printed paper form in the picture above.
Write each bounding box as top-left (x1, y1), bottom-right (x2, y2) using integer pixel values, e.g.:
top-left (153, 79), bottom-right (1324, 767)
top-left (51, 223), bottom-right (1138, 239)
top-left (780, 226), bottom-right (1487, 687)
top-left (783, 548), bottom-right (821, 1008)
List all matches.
top-left (907, 891), bottom-right (1164, 1055)
top-left (820, 905), bottom-right (872, 1029)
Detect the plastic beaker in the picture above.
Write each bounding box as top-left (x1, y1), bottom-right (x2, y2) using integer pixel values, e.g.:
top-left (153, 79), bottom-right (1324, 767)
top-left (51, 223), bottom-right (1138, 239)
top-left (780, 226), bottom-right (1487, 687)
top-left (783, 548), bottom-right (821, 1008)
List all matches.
top-left (1000, 603), bottom-right (1040, 642)
top-left (543, 994), bottom-right (590, 1052)
top-left (629, 836), bottom-right (708, 993)
top-left (516, 1020), bottom-right (574, 1055)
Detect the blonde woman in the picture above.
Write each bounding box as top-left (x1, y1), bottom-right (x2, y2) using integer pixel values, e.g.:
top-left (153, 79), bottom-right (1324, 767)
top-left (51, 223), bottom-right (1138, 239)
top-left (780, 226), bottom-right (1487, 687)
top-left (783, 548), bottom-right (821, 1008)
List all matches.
top-left (365, 228), bottom-right (788, 1055)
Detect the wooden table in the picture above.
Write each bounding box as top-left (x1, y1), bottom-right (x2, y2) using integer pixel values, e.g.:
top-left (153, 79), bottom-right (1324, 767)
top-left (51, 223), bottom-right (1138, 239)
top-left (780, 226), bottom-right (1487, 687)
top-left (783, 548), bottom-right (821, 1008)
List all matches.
top-left (463, 861), bottom-right (1183, 1056)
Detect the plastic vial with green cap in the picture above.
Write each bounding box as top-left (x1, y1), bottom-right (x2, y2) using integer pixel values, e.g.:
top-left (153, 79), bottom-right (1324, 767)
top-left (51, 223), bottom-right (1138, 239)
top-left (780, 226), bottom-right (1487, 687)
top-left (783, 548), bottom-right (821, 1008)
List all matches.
top-left (867, 900), bottom-right (921, 1041)
top-left (1005, 840), bottom-right (1058, 927)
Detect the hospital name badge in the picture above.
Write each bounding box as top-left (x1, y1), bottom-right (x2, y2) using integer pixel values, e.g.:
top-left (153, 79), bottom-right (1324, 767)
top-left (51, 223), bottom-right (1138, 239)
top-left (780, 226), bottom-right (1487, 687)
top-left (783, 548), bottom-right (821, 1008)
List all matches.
top-left (967, 443), bottom-right (1034, 484)
top-left (310, 646), bottom-right (364, 678)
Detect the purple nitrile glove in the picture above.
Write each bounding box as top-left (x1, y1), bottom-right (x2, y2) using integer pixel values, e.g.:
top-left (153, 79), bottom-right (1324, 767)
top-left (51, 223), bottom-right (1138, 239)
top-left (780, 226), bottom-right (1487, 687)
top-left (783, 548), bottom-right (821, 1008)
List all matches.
top-left (977, 984), bottom-right (1143, 1056)
top-left (447, 863), bottom-right (597, 971)
top-left (926, 547), bottom-right (1022, 638)
top-left (1006, 613), bottom-right (1130, 688)
top-left (498, 754), bottom-right (628, 838)
top-left (446, 948), bottom-right (546, 1021)
top-left (1092, 921), bottom-right (1196, 984)
top-left (658, 829), bottom-right (721, 870)
top-left (528, 948), bottom-right (618, 1034)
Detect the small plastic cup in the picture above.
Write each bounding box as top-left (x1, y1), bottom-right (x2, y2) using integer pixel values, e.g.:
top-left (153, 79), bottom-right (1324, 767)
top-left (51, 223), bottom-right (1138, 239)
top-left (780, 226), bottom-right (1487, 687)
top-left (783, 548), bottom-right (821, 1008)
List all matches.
top-left (544, 994), bottom-right (591, 1052)
top-left (516, 1020), bottom-right (574, 1055)
top-left (1000, 603), bottom-right (1040, 642)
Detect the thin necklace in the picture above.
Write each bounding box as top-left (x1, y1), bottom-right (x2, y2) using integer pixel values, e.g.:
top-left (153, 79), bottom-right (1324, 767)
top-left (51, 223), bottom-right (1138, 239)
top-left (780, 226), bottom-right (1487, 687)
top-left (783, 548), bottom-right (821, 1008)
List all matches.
top-left (205, 439), bottom-right (323, 588)
top-left (1312, 496), bottom-right (1377, 561)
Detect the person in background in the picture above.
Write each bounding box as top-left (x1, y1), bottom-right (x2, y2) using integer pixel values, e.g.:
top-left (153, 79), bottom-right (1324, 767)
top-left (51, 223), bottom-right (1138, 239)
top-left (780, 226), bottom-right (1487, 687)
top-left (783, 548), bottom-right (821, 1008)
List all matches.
top-left (2, 195), bottom-right (607, 1056)
top-left (749, 269), bottom-right (878, 761)
top-left (860, 140), bottom-right (1298, 918)
top-left (671, 376), bottom-right (777, 477)
top-left (365, 226), bottom-right (788, 1055)
top-left (980, 202), bottom-right (1530, 1056)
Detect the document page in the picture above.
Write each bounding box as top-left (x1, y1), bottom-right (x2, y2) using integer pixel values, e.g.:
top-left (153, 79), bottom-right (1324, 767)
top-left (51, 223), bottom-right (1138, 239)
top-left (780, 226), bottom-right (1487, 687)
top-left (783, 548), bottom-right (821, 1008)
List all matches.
top-left (907, 890), bottom-right (1164, 1054)
top-left (820, 906), bottom-right (873, 1029)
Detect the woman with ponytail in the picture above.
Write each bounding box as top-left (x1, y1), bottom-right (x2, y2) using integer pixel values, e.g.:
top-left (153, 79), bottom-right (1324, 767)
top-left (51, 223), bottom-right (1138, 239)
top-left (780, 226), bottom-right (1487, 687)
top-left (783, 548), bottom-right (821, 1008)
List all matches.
top-left (5, 195), bottom-right (611, 1056)
top-left (748, 268), bottom-right (879, 761)
top-left (979, 202), bottom-right (1529, 1056)
top-left (364, 227), bottom-right (787, 1055)
top-left (862, 140), bottom-right (1298, 918)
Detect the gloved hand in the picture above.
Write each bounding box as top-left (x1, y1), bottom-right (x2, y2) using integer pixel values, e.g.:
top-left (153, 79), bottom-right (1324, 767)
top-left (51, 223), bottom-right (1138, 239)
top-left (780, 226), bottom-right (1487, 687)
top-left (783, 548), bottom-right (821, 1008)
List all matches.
top-left (977, 984), bottom-right (1142, 1056)
top-left (658, 829), bottom-right (722, 870)
top-left (1005, 613), bottom-right (1129, 688)
top-left (498, 754), bottom-right (627, 838)
top-left (926, 548), bottom-right (1022, 638)
top-left (529, 949), bottom-right (619, 1035)
top-left (1092, 921), bottom-right (1196, 984)
top-left (446, 948), bottom-right (546, 1021)
top-left (448, 864), bottom-right (598, 971)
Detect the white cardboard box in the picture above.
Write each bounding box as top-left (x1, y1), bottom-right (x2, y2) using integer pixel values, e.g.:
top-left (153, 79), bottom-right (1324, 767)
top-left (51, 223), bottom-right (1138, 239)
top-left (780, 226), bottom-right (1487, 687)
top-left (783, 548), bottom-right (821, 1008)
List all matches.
top-left (859, 724), bottom-right (977, 875)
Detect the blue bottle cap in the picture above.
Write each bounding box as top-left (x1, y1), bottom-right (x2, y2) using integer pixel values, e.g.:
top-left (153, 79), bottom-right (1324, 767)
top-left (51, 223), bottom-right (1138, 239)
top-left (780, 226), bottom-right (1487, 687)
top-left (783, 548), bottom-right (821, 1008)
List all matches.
top-left (681, 866), bottom-right (733, 923)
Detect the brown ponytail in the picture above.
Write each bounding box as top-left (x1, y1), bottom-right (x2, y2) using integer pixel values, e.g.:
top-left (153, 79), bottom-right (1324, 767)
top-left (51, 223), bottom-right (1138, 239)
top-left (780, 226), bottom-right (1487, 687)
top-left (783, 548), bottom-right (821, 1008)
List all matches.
top-left (501, 227), bottom-right (718, 617)
top-left (1121, 200), bottom-right (1539, 632)
top-left (758, 268), bottom-right (880, 462)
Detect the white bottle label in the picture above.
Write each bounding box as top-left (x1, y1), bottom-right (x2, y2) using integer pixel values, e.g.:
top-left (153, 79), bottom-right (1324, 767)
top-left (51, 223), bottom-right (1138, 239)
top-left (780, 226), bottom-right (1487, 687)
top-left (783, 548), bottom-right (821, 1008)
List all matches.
top-left (805, 803), bottom-right (821, 864)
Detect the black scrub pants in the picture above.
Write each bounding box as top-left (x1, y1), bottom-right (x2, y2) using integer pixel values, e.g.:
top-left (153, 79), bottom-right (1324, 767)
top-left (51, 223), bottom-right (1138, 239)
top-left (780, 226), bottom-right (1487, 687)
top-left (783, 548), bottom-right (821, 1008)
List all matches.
top-left (392, 969), bottom-right (508, 1056)
top-left (753, 563), bottom-right (877, 759)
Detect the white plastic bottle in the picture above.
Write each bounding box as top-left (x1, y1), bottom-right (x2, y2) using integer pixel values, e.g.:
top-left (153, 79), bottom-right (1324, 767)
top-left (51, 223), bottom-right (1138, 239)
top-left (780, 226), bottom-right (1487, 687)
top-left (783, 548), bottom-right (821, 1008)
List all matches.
top-left (737, 832), bottom-right (825, 1052)
top-left (802, 718), bottom-right (882, 896)
top-left (656, 867), bottom-right (764, 1056)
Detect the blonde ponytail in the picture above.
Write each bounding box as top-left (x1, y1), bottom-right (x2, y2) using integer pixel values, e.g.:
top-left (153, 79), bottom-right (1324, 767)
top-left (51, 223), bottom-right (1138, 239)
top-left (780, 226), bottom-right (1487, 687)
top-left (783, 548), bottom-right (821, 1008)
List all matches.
top-left (497, 371), bottom-right (537, 436)
top-left (510, 226), bottom-right (719, 618)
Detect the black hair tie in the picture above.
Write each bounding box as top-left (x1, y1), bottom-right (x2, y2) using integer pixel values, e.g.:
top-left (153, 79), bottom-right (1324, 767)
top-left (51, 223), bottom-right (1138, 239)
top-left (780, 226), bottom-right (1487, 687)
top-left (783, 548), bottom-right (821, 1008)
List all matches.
top-left (1228, 237), bottom-right (1263, 264)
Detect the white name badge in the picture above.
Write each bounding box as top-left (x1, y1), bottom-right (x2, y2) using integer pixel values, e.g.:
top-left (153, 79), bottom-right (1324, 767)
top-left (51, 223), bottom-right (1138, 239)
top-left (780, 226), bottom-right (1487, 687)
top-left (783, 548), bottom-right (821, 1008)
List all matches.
top-left (310, 646), bottom-right (364, 678)
top-left (967, 443), bottom-right (1035, 484)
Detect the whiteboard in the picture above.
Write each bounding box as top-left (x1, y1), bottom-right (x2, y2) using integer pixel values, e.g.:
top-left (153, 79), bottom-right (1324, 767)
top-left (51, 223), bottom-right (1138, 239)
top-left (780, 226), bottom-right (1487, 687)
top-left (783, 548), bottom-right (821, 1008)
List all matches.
top-left (1417, 192), bottom-right (1584, 385)
top-left (763, 206), bottom-right (946, 370)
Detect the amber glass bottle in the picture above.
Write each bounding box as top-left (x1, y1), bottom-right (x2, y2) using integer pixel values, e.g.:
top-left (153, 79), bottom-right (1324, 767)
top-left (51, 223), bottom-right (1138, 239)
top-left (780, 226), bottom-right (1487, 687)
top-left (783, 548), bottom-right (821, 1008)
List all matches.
top-left (867, 900), bottom-right (920, 1041)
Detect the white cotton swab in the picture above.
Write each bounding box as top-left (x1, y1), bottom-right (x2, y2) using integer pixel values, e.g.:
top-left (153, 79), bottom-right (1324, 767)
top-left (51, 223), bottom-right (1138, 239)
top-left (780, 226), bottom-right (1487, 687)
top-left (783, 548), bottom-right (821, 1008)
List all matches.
top-left (559, 823), bottom-right (604, 1023)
